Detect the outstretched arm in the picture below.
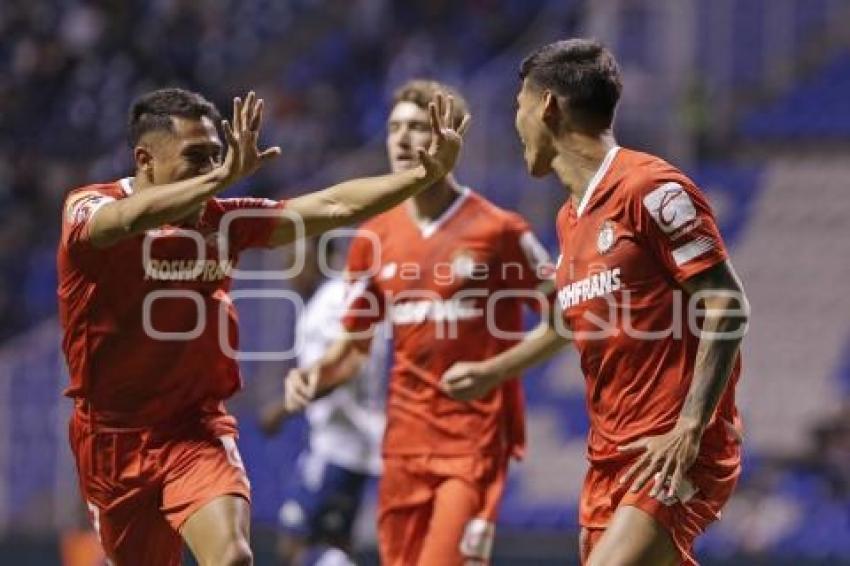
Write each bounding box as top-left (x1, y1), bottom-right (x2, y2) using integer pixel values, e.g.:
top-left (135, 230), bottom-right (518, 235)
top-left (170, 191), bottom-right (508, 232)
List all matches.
top-left (268, 94), bottom-right (470, 246)
top-left (88, 92), bottom-right (280, 248)
top-left (619, 260), bottom-right (749, 499)
top-left (441, 313), bottom-right (570, 401)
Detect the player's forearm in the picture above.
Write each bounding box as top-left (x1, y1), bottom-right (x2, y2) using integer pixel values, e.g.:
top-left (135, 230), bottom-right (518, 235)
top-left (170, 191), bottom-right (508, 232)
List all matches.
top-left (90, 169), bottom-right (228, 247)
top-left (311, 334), bottom-right (367, 393)
top-left (481, 322), bottom-right (569, 382)
top-left (259, 400), bottom-right (291, 435)
top-left (678, 294), bottom-right (749, 432)
top-left (322, 165), bottom-right (436, 224)
top-left (276, 166), bottom-right (435, 243)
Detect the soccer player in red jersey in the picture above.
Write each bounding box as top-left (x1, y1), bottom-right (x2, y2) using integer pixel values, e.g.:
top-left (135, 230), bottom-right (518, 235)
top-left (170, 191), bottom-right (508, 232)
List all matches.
top-left (281, 80), bottom-right (554, 565)
top-left (57, 87), bottom-right (467, 566)
top-left (441, 40), bottom-right (749, 565)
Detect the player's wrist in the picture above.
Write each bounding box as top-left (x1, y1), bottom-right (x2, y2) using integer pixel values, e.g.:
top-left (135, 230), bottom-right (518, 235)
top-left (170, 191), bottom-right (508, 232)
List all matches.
top-left (414, 164), bottom-right (440, 184)
top-left (480, 358), bottom-right (507, 382)
top-left (205, 166), bottom-right (234, 193)
top-left (675, 415), bottom-right (705, 435)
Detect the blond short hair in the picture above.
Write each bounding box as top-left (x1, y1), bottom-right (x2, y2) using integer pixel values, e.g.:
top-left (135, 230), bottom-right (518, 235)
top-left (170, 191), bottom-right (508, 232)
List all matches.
top-left (391, 79), bottom-right (470, 129)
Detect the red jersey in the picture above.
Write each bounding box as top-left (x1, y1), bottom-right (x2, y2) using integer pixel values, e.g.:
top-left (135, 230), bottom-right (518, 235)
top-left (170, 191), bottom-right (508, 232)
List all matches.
top-left (342, 189), bottom-right (553, 458)
top-left (555, 147), bottom-right (742, 465)
top-left (57, 178), bottom-right (284, 427)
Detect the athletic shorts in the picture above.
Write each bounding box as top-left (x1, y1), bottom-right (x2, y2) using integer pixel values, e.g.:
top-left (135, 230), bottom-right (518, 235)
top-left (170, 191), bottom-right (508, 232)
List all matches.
top-left (278, 449), bottom-right (372, 543)
top-left (580, 442), bottom-right (741, 566)
top-left (378, 453), bottom-right (508, 566)
top-left (69, 403), bottom-right (251, 565)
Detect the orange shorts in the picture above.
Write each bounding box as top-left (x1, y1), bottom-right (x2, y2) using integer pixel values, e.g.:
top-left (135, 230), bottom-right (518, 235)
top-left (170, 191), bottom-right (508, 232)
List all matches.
top-left (69, 405), bottom-right (251, 565)
top-left (579, 445), bottom-right (741, 566)
top-left (378, 453), bottom-right (508, 566)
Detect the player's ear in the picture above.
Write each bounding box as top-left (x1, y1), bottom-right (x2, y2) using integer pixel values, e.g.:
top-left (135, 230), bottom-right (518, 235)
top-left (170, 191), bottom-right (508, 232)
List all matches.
top-left (134, 145), bottom-right (155, 183)
top-left (540, 90), bottom-right (562, 133)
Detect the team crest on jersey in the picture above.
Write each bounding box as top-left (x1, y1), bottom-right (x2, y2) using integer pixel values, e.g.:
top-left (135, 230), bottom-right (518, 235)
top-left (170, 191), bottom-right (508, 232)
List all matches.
top-left (378, 262), bottom-right (398, 280)
top-left (451, 250), bottom-right (481, 279)
top-left (597, 220), bottom-right (616, 255)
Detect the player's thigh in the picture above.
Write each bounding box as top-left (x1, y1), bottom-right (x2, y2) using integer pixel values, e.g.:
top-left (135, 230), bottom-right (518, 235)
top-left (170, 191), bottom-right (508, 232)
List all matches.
top-left (280, 453), bottom-right (368, 550)
top-left (71, 423), bottom-right (183, 565)
top-left (417, 477), bottom-right (481, 566)
top-left (579, 527), bottom-right (605, 566)
top-left (181, 494), bottom-right (252, 566)
top-left (377, 459), bottom-right (433, 566)
top-left (278, 450), bottom-right (331, 540)
top-left (585, 505), bottom-right (679, 566)
top-left (93, 498), bottom-right (182, 566)
top-left (377, 500), bottom-right (432, 566)
top-left (164, 434), bottom-right (253, 565)
top-left (316, 465), bottom-right (371, 549)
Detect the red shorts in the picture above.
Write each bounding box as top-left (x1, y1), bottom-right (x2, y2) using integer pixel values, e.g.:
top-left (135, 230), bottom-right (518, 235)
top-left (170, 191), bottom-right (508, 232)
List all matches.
top-left (378, 453), bottom-right (508, 566)
top-left (580, 443), bottom-right (741, 565)
top-left (69, 403), bottom-right (251, 565)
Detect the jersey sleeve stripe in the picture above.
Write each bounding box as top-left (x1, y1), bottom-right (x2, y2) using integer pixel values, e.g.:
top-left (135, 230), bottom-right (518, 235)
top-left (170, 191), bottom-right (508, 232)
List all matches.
top-left (671, 236), bottom-right (715, 266)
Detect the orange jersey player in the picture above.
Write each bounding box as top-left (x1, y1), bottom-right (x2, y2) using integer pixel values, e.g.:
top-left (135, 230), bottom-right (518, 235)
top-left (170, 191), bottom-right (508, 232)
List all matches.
top-left (442, 40), bottom-right (749, 566)
top-left (281, 80), bottom-right (554, 566)
top-left (57, 87), bottom-right (467, 566)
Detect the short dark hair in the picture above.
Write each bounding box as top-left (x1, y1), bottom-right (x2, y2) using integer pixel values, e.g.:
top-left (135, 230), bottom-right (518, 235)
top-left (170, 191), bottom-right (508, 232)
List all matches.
top-left (519, 39), bottom-right (622, 130)
top-left (392, 79), bottom-right (469, 129)
top-left (128, 88), bottom-right (221, 147)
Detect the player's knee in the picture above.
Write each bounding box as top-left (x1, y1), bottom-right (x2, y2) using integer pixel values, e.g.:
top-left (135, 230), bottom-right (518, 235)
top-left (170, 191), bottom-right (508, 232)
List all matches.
top-left (218, 540), bottom-right (253, 566)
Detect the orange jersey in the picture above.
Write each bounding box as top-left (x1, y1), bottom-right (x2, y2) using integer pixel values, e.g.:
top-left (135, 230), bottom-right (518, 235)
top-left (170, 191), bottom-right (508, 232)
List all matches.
top-left (554, 148), bottom-right (742, 465)
top-left (57, 178), bottom-right (284, 428)
top-left (342, 189), bottom-right (553, 458)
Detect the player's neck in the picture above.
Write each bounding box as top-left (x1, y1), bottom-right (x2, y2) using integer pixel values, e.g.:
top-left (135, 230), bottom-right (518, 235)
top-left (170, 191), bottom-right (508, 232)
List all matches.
top-left (551, 131), bottom-right (616, 206)
top-left (409, 175), bottom-right (463, 222)
top-left (130, 174), bottom-right (151, 192)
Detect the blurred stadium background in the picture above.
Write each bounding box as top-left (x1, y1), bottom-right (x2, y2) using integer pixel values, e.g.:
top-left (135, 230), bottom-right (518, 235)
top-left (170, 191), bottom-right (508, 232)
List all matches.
top-left (1, 0), bottom-right (849, 564)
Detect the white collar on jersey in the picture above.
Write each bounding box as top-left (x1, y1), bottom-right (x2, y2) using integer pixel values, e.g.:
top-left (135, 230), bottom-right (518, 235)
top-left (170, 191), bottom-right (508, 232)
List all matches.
top-left (120, 177), bottom-right (134, 195)
top-left (411, 186), bottom-right (471, 239)
top-left (576, 145), bottom-right (620, 217)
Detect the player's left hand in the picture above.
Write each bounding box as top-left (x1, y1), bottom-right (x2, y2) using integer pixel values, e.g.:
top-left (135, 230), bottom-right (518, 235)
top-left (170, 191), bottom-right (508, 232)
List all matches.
top-left (617, 418), bottom-right (703, 499)
top-left (418, 92), bottom-right (471, 181)
top-left (219, 90), bottom-right (282, 186)
top-left (440, 361), bottom-right (501, 401)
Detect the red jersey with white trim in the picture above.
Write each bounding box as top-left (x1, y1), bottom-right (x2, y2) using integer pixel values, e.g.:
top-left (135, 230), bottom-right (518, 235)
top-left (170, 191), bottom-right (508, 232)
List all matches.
top-left (57, 178), bottom-right (284, 428)
top-left (342, 189), bottom-right (553, 458)
top-left (554, 148), bottom-right (742, 465)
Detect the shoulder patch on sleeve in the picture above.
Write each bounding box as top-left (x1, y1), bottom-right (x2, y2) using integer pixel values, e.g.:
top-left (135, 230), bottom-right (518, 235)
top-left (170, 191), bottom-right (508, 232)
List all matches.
top-left (65, 191), bottom-right (115, 224)
top-left (642, 182), bottom-right (697, 234)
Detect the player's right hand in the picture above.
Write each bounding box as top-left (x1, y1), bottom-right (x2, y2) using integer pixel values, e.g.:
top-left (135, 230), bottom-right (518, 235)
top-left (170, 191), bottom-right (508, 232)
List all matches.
top-left (283, 366), bottom-right (319, 413)
top-left (418, 92), bottom-right (471, 181)
top-left (440, 361), bottom-right (500, 402)
top-left (219, 90), bottom-right (281, 187)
